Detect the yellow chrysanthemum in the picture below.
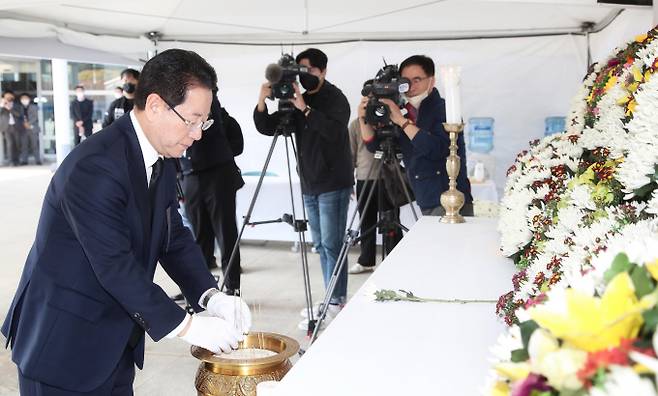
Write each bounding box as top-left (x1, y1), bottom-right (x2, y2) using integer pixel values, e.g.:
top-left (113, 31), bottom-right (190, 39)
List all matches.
top-left (627, 99), bottom-right (637, 116)
top-left (490, 381), bottom-right (510, 396)
top-left (636, 33), bottom-right (648, 43)
top-left (617, 95), bottom-right (631, 106)
top-left (528, 273), bottom-right (647, 352)
top-left (604, 76), bottom-right (618, 92)
top-left (632, 67), bottom-right (644, 82)
top-left (494, 362), bottom-right (530, 381)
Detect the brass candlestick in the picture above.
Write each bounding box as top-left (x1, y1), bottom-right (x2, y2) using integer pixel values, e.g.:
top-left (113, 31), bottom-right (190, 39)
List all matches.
top-left (440, 122), bottom-right (465, 224)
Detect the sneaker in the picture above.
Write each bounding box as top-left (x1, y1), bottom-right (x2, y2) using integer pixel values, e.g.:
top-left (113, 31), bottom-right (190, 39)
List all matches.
top-left (297, 304), bottom-right (341, 331)
top-left (299, 303), bottom-right (322, 318)
top-left (348, 263), bottom-right (375, 274)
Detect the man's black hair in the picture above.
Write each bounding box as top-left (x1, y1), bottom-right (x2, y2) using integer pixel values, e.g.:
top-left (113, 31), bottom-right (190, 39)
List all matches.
top-left (296, 48), bottom-right (328, 71)
top-left (134, 49), bottom-right (218, 110)
top-left (75, 85), bottom-right (85, 90)
top-left (120, 68), bottom-right (140, 80)
top-left (2, 90), bottom-right (15, 98)
top-left (400, 55), bottom-right (435, 77)
top-left (19, 92), bottom-right (31, 99)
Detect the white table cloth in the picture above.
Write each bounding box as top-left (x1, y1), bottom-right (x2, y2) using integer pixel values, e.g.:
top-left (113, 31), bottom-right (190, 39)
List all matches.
top-left (276, 217), bottom-right (516, 395)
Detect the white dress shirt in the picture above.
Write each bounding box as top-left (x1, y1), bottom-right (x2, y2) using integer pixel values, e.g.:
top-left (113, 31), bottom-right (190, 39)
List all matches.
top-left (128, 111), bottom-right (191, 338)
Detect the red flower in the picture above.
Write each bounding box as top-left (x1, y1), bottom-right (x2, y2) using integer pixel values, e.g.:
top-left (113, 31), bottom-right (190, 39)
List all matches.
top-left (577, 339), bottom-right (656, 389)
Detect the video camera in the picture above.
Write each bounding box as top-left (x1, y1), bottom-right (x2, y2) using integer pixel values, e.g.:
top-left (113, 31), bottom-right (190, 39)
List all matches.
top-left (361, 64), bottom-right (410, 138)
top-left (265, 54), bottom-right (312, 112)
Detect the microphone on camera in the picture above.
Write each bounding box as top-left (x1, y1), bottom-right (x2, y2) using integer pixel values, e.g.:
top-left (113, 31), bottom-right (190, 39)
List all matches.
top-left (265, 63), bottom-right (283, 83)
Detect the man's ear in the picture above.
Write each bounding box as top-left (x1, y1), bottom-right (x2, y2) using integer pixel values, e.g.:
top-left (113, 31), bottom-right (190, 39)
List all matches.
top-left (143, 93), bottom-right (165, 122)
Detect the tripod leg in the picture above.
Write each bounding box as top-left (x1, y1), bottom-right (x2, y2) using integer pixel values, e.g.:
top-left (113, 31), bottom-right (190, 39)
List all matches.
top-left (220, 133), bottom-right (280, 292)
top-left (392, 162), bottom-right (419, 221)
top-left (285, 136), bottom-right (316, 328)
top-left (309, 161), bottom-right (384, 344)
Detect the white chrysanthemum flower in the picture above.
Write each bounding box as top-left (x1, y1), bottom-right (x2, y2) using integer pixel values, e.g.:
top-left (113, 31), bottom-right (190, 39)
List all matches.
top-left (588, 366), bottom-right (658, 396)
top-left (590, 219), bottom-right (658, 277)
top-left (569, 184), bottom-right (596, 211)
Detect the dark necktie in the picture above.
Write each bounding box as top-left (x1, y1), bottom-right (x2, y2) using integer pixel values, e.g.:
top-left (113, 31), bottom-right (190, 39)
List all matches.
top-left (404, 103), bottom-right (418, 123)
top-left (148, 158), bottom-right (163, 224)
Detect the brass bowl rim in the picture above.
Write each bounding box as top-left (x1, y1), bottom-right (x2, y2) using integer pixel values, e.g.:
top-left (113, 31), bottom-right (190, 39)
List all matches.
top-left (191, 331), bottom-right (299, 369)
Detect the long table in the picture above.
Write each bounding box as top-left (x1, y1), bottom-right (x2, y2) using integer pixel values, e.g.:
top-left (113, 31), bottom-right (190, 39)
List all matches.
top-left (275, 217), bottom-right (516, 395)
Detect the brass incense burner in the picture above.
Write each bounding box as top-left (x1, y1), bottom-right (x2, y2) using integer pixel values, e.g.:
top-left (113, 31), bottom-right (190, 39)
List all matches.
top-left (191, 332), bottom-right (299, 396)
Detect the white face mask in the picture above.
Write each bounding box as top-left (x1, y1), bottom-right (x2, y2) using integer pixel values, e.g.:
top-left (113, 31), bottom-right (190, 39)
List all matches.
top-left (20, 99), bottom-right (30, 107)
top-left (405, 90), bottom-right (429, 109)
top-left (76, 93), bottom-right (85, 101)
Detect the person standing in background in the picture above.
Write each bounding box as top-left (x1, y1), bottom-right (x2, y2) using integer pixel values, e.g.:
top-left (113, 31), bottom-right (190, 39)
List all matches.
top-left (0, 90), bottom-right (26, 166)
top-left (19, 93), bottom-right (41, 165)
top-left (70, 85), bottom-right (94, 146)
top-left (103, 68), bottom-right (139, 127)
top-left (182, 88), bottom-right (245, 293)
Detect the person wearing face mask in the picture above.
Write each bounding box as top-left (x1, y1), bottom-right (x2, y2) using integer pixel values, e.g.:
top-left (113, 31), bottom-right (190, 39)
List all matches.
top-left (359, 55), bottom-right (473, 216)
top-left (19, 93), bottom-right (41, 165)
top-left (0, 90), bottom-right (27, 166)
top-left (70, 85), bottom-right (94, 146)
top-left (102, 68), bottom-right (140, 128)
top-left (254, 48), bottom-right (353, 329)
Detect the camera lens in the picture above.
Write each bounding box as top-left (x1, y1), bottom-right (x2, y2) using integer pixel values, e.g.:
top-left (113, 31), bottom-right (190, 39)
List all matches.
top-left (374, 105), bottom-right (387, 118)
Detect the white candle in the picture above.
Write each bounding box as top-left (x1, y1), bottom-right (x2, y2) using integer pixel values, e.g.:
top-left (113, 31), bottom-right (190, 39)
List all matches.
top-left (439, 66), bottom-right (462, 124)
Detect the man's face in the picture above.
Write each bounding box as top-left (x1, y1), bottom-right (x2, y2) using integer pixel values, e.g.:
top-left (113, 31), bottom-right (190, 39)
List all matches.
top-left (151, 86), bottom-right (212, 158)
top-left (122, 73), bottom-right (138, 85)
top-left (298, 59), bottom-right (326, 84)
top-left (401, 64), bottom-right (434, 98)
top-left (3, 93), bottom-right (14, 105)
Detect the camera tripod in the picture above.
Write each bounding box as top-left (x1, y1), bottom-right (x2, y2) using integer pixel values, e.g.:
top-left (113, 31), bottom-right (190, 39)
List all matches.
top-left (308, 135), bottom-right (418, 344)
top-left (219, 107), bottom-right (319, 335)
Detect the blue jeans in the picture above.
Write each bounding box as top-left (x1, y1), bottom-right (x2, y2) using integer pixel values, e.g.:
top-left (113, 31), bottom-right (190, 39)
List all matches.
top-left (303, 187), bottom-right (351, 305)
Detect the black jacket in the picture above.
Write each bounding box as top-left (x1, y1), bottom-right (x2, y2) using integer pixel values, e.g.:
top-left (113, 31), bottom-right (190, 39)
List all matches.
top-left (102, 97), bottom-right (134, 128)
top-left (70, 99), bottom-right (94, 133)
top-left (181, 95), bottom-right (244, 189)
top-left (253, 80), bottom-right (354, 195)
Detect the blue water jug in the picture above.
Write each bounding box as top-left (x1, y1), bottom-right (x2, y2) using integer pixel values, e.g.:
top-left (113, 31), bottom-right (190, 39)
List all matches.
top-left (467, 117), bottom-right (494, 154)
top-left (544, 116), bottom-right (566, 136)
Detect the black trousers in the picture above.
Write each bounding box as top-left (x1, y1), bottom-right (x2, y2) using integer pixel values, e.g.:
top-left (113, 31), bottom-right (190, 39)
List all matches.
top-left (356, 179), bottom-right (402, 267)
top-left (184, 165), bottom-right (241, 290)
top-left (18, 346), bottom-right (135, 395)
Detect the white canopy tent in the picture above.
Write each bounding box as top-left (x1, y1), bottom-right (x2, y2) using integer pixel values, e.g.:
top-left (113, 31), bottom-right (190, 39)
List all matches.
top-left (0, 0), bottom-right (654, 197)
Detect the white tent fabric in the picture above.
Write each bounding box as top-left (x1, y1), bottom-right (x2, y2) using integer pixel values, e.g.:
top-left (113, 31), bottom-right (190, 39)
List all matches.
top-left (0, 1), bottom-right (654, 196)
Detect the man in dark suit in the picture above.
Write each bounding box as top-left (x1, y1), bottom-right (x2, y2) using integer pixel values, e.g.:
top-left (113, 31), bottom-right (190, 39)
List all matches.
top-left (1, 49), bottom-right (251, 396)
top-left (182, 89), bottom-right (244, 291)
top-left (70, 85), bottom-right (94, 145)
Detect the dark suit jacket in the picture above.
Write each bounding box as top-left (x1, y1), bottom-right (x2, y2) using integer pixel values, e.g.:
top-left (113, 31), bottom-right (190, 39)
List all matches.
top-left (1, 114), bottom-right (217, 392)
top-left (70, 98), bottom-right (94, 134)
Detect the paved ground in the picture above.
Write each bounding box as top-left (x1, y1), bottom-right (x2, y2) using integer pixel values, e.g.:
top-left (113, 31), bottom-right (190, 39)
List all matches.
top-left (0, 165), bottom-right (370, 395)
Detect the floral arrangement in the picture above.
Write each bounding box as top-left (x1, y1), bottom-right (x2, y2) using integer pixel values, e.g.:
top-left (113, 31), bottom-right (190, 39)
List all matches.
top-left (486, 230), bottom-right (658, 395)
top-left (496, 26), bottom-right (658, 325)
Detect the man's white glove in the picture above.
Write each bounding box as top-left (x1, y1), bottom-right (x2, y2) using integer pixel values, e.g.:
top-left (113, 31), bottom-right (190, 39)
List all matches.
top-left (207, 293), bottom-right (252, 335)
top-left (179, 315), bottom-right (240, 353)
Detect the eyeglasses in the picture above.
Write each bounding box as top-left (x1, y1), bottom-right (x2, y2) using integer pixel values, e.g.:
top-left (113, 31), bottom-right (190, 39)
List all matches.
top-left (163, 99), bottom-right (214, 131)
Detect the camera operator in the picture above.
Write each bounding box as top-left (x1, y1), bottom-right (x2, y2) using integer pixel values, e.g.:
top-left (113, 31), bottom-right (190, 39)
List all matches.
top-left (102, 68), bottom-right (140, 127)
top-left (253, 48), bottom-right (353, 327)
top-left (359, 55), bottom-right (472, 216)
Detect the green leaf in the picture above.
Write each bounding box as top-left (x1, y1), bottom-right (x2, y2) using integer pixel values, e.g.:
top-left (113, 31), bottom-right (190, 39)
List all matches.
top-left (642, 307), bottom-right (658, 336)
top-left (519, 320), bottom-right (540, 351)
top-left (631, 266), bottom-right (655, 298)
top-left (603, 253), bottom-right (632, 284)
top-left (510, 348), bottom-right (529, 363)
top-left (633, 182), bottom-right (657, 200)
top-left (592, 367), bottom-right (608, 388)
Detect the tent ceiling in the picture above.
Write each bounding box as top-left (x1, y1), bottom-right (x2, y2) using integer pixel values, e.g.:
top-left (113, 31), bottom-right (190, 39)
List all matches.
top-left (0, 0), bottom-right (645, 44)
